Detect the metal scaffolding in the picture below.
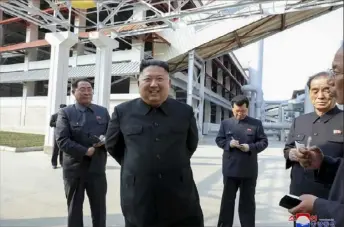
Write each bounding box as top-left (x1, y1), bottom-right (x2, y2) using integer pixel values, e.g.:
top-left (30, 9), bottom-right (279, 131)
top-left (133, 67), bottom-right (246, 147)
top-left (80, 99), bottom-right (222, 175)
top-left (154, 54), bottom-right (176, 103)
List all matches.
top-left (0, 0), bottom-right (342, 37)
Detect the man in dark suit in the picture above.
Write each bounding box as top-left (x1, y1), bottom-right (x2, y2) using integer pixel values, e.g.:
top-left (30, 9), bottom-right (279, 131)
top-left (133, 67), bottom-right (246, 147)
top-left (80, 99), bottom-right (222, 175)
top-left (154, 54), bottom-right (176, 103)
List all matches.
top-left (105, 59), bottom-right (204, 227)
top-left (283, 72), bottom-right (343, 200)
top-left (55, 79), bottom-right (110, 227)
top-left (50, 104), bottom-right (67, 168)
top-left (289, 42), bottom-right (344, 226)
top-left (215, 95), bottom-right (268, 227)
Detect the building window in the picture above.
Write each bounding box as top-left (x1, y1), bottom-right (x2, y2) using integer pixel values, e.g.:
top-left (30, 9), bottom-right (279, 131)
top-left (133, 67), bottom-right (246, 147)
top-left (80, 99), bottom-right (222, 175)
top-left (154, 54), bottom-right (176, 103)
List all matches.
top-left (0, 83), bottom-right (23, 97)
top-left (34, 81), bottom-right (48, 96)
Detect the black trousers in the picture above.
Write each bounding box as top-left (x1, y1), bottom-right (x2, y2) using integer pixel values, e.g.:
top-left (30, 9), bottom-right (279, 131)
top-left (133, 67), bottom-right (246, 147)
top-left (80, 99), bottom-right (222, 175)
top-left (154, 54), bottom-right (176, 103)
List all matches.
top-left (64, 174), bottom-right (107, 227)
top-left (125, 215), bottom-right (203, 227)
top-left (51, 136), bottom-right (63, 166)
top-left (217, 177), bottom-right (257, 227)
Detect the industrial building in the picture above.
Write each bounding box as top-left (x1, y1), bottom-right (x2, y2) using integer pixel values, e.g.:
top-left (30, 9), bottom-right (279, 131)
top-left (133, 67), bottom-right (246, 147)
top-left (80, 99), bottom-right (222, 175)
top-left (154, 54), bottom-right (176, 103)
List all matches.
top-left (0, 0), bottom-right (342, 152)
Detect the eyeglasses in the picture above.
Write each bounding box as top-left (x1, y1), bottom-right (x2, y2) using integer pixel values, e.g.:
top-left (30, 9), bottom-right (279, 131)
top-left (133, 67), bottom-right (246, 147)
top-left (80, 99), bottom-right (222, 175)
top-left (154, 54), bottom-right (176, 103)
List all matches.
top-left (75, 88), bottom-right (93, 93)
top-left (328, 68), bottom-right (343, 78)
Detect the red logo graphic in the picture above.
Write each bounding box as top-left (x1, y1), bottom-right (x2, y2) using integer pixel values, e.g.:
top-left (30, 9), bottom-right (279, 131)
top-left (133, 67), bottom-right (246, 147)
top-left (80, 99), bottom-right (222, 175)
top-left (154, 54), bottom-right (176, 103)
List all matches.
top-left (296, 213), bottom-right (310, 220)
top-left (96, 116), bottom-right (101, 120)
top-left (289, 213), bottom-right (317, 222)
top-left (333, 129), bottom-right (342, 135)
top-left (247, 128), bottom-right (252, 132)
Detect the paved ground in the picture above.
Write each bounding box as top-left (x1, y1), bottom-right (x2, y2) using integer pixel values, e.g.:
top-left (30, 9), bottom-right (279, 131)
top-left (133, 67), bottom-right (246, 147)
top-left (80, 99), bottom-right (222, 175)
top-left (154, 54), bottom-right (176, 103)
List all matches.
top-left (0, 137), bottom-right (292, 227)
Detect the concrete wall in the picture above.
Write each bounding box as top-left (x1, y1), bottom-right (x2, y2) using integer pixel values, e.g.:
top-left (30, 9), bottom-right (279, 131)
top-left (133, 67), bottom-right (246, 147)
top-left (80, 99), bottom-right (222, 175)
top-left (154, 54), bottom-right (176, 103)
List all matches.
top-left (0, 94), bottom-right (140, 134)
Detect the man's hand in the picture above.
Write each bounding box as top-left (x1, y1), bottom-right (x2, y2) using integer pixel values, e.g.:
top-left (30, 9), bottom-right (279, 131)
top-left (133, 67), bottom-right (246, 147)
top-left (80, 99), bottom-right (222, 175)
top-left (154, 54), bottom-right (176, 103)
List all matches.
top-left (85, 147), bottom-right (95, 156)
top-left (298, 146), bottom-right (324, 169)
top-left (288, 148), bottom-right (300, 161)
top-left (92, 135), bottom-right (106, 148)
top-left (230, 139), bottom-right (240, 148)
top-left (93, 141), bottom-right (105, 148)
top-left (289, 194), bottom-right (317, 214)
top-left (238, 144), bottom-right (249, 152)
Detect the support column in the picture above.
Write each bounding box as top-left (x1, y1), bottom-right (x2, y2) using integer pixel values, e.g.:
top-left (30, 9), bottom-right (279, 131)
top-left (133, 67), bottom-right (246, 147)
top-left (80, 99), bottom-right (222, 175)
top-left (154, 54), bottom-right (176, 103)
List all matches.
top-left (223, 76), bottom-right (231, 119)
top-left (73, 10), bottom-right (86, 57)
top-left (216, 56), bottom-right (223, 123)
top-left (187, 52), bottom-right (195, 106)
top-left (21, 0), bottom-right (39, 128)
top-left (187, 51), bottom-right (205, 135)
top-left (24, 0), bottom-right (40, 70)
top-left (0, 10), bottom-right (3, 64)
top-left (204, 60), bottom-right (212, 124)
top-left (249, 40), bottom-right (264, 120)
top-left (20, 81), bottom-right (36, 127)
top-left (198, 65), bottom-right (205, 135)
top-left (132, 6), bottom-right (146, 61)
top-left (89, 32), bottom-right (119, 109)
top-left (129, 77), bottom-right (139, 93)
top-left (44, 32), bottom-right (78, 153)
top-left (68, 79), bottom-right (76, 105)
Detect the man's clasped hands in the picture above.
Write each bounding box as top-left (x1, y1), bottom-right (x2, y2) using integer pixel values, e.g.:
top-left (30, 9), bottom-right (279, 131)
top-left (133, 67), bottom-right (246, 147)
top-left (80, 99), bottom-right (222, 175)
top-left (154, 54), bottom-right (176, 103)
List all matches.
top-left (229, 138), bottom-right (250, 152)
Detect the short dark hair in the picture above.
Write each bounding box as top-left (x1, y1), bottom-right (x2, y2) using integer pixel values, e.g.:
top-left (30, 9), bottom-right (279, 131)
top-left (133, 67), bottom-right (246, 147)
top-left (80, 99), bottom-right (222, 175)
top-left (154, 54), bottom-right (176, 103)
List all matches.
top-left (306, 71), bottom-right (330, 89)
top-left (231, 95), bottom-right (249, 107)
top-left (139, 59), bottom-right (169, 74)
top-left (71, 79), bottom-right (92, 90)
top-left (60, 104), bottom-right (67, 108)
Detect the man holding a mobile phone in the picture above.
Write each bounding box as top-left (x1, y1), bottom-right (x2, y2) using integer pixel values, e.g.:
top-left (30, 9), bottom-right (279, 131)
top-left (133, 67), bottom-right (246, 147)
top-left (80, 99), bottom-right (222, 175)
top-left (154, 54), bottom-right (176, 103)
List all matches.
top-left (289, 42), bottom-right (344, 227)
top-left (283, 70), bottom-right (343, 202)
top-left (215, 95), bottom-right (268, 227)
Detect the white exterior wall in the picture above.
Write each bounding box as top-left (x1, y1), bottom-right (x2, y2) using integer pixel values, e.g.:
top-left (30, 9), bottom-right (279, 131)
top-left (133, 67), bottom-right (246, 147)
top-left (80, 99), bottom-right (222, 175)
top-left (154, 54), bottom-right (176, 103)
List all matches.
top-left (0, 94), bottom-right (140, 134)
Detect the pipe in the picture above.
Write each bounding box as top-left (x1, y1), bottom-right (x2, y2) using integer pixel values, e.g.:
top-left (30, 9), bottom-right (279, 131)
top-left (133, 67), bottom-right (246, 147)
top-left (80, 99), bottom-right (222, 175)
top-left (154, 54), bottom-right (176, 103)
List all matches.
top-left (241, 84), bottom-right (263, 119)
top-left (265, 131), bottom-right (280, 136)
top-left (241, 84), bottom-right (257, 118)
top-left (265, 100), bottom-right (289, 105)
top-left (263, 122), bottom-right (291, 129)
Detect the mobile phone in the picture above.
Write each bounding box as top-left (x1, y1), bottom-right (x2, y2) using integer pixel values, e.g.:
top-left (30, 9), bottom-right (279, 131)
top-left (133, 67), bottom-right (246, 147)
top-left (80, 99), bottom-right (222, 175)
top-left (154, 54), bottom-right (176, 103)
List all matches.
top-left (295, 141), bottom-right (305, 150)
top-left (279, 195), bottom-right (301, 209)
top-left (89, 135), bottom-right (101, 144)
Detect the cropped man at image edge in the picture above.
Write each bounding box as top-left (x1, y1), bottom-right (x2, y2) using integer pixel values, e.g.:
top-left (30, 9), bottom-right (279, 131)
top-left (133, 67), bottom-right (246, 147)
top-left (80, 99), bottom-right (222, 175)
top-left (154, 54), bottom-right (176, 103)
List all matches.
top-left (283, 71), bottom-right (343, 201)
top-left (215, 95), bottom-right (268, 227)
top-left (289, 43), bottom-right (344, 226)
top-left (55, 79), bottom-right (110, 227)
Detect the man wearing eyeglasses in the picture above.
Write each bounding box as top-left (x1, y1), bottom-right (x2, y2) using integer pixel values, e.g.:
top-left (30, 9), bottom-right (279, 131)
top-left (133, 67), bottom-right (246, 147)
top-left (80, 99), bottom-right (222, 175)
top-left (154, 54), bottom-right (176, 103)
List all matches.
top-left (55, 78), bottom-right (110, 227)
top-left (289, 43), bottom-right (344, 226)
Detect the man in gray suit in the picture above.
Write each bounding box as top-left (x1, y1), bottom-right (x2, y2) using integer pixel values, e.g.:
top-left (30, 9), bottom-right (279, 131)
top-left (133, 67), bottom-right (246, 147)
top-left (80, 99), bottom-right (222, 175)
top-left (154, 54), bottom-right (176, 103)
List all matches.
top-left (55, 79), bottom-right (110, 227)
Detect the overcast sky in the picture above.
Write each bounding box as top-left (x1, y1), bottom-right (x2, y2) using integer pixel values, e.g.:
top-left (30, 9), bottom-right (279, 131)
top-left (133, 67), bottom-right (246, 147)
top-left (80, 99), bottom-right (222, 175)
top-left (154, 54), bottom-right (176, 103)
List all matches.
top-left (234, 8), bottom-right (343, 101)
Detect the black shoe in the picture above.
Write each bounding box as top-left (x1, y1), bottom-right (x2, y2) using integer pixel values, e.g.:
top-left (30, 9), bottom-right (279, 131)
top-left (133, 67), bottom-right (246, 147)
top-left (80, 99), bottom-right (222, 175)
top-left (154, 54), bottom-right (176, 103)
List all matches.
top-left (52, 166), bottom-right (57, 169)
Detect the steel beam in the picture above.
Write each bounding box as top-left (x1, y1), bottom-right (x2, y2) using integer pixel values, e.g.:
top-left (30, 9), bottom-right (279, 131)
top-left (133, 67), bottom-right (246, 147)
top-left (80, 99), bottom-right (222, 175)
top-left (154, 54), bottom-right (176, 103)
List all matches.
top-left (1, 0), bottom-right (341, 37)
top-left (172, 73), bottom-right (231, 109)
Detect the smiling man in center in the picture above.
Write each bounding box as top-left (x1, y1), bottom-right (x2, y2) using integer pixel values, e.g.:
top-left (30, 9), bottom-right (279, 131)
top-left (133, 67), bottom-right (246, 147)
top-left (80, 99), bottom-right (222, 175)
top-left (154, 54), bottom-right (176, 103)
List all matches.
top-left (105, 59), bottom-right (204, 227)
